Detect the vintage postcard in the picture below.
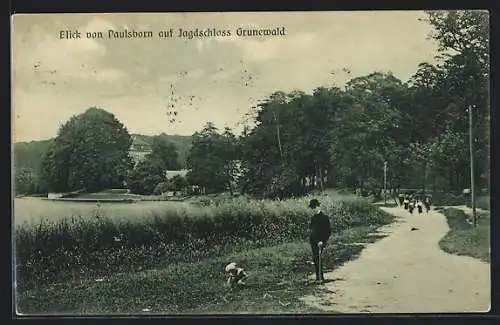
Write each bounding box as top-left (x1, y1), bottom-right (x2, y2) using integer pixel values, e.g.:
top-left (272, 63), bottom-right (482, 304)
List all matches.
top-left (12, 11), bottom-right (490, 315)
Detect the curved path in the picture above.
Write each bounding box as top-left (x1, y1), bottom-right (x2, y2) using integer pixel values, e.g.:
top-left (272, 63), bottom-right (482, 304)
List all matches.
top-left (300, 206), bottom-right (490, 313)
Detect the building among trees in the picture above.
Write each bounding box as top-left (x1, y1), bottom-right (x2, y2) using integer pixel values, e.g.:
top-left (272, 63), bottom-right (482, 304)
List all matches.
top-left (129, 136), bottom-right (152, 166)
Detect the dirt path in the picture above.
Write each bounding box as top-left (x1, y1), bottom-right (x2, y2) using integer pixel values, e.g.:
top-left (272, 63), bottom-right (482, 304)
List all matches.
top-left (300, 206), bottom-right (490, 313)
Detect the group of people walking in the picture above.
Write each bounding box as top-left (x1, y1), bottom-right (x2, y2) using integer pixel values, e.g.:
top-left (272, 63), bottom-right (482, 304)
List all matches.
top-left (304, 192), bottom-right (433, 285)
top-left (398, 193), bottom-right (431, 214)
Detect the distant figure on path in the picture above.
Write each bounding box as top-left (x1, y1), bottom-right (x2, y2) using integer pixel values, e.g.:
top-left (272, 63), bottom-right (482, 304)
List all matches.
top-left (308, 199), bottom-right (331, 283)
top-left (417, 200), bottom-right (423, 214)
top-left (398, 193), bottom-right (404, 206)
top-left (403, 196), bottom-right (409, 210)
top-left (408, 201), bottom-right (415, 214)
top-left (424, 196), bottom-right (431, 213)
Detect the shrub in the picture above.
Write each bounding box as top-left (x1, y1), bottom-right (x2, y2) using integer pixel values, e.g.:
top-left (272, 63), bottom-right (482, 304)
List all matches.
top-left (432, 191), bottom-right (467, 206)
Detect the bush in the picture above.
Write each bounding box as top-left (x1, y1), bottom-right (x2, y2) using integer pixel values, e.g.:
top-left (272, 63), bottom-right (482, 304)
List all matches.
top-left (432, 191), bottom-right (467, 206)
top-left (16, 194), bottom-right (390, 290)
top-left (466, 195), bottom-right (490, 211)
top-left (153, 182), bottom-right (170, 195)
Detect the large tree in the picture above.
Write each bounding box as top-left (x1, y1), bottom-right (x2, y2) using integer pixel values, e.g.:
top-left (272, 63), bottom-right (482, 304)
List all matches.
top-left (186, 123), bottom-right (240, 194)
top-left (127, 157), bottom-right (166, 195)
top-left (39, 107), bottom-right (134, 193)
top-left (419, 10), bottom-right (490, 190)
top-left (148, 136), bottom-right (181, 171)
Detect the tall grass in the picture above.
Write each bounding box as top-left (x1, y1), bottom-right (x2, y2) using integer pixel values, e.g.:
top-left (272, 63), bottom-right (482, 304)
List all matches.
top-left (16, 194), bottom-right (385, 291)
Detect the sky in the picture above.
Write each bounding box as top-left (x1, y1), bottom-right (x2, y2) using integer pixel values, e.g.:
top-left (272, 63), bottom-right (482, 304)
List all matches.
top-left (12, 11), bottom-right (440, 143)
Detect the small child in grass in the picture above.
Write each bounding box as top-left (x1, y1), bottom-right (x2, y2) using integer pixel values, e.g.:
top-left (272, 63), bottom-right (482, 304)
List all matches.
top-left (225, 262), bottom-right (248, 289)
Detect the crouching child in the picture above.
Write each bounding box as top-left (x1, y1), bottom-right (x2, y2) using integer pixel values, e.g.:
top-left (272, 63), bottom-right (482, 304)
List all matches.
top-left (225, 262), bottom-right (248, 289)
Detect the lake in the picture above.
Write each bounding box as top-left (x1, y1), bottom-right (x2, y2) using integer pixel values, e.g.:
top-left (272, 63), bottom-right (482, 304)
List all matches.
top-left (13, 197), bottom-right (193, 226)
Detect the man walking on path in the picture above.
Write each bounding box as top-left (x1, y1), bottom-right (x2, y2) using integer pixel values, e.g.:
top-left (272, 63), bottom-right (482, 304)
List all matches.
top-left (424, 196), bottom-right (431, 213)
top-left (398, 193), bottom-right (404, 206)
top-left (417, 200), bottom-right (423, 214)
top-left (309, 199), bottom-right (331, 283)
top-left (409, 200), bottom-right (415, 214)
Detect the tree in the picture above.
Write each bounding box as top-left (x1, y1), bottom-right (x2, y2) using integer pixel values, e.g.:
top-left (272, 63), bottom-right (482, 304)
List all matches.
top-left (148, 136), bottom-right (181, 170)
top-left (186, 123), bottom-right (228, 194)
top-left (219, 127), bottom-right (240, 196)
top-left (39, 108), bottom-right (133, 193)
top-left (420, 10), bottom-right (490, 190)
top-left (153, 181), bottom-right (170, 196)
top-left (170, 174), bottom-right (189, 192)
top-left (127, 157), bottom-right (166, 195)
top-left (14, 168), bottom-right (39, 195)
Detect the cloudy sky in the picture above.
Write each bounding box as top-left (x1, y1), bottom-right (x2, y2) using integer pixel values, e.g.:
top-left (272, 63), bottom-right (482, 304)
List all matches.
top-left (12, 11), bottom-right (439, 143)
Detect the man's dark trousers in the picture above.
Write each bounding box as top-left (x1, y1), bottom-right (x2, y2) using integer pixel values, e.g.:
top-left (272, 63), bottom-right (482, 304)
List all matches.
top-left (310, 239), bottom-right (323, 280)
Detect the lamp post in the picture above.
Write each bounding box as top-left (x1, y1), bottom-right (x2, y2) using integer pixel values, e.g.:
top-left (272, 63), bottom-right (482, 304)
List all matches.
top-left (468, 105), bottom-right (477, 226)
top-left (384, 161), bottom-right (388, 204)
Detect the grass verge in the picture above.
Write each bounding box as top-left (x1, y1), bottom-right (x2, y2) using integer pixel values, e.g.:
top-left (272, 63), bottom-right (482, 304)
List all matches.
top-left (17, 216), bottom-right (393, 315)
top-left (466, 196), bottom-right (490, 211)
top-left (438, 208), bottom-right (490, 263)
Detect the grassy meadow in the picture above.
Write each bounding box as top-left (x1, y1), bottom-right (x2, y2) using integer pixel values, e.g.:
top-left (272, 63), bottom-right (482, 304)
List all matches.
top-left (13, 198), bottom-right (192, 226)
top-left (15, 191), bottom-right (395, 314)
top-left (438, 207), bottom-right (490, 263)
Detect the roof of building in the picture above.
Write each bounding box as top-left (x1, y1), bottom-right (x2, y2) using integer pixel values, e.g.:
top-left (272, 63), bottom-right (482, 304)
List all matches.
top-left (166, 169), bottom-right (189, 178)
top-left (131, 135), bottom-right (152, 148)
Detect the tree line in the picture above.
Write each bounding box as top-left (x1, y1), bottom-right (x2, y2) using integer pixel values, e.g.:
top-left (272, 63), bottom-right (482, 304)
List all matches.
top-left (17, 11), bottom-right (489, 198)
top-left (185, 11), bottom-right (489, 198)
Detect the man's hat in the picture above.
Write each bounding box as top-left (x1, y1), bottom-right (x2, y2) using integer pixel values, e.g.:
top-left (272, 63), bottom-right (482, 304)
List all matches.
top-left (309, 199), bottom-right (320, 209)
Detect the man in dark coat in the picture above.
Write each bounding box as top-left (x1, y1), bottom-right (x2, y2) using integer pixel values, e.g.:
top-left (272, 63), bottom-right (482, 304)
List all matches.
top-left (309, 199), bottom-right (331, 282)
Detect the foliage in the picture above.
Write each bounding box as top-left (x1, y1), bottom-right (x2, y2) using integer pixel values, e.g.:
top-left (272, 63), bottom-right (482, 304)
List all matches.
top-left (38, 108), bottom-right (133, 193)
top-left (232, 11), bottom-right (489, 197)
top-left (127, 157), bottom-right (167, 195)
top-left (153, 175), bottom-right (188, 195)
top-left (14, 168), bottom-right (40, 195)
top-left (186, 123), bottom-right (240, 194)
top-left (169, 174), bottom-right (189, 191)
top-left (126, 136), bottom-right (184, 195)
top-left (14, 11), bottom-right (489, 201)
top-left (432, 191), bottom-right (468, 206)
top-left (153, 181), bottom-right (170, 195)
top-left (147, 137), bottom-right (181, 171)
top-left (13, 135), bottom-right (192, 194)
